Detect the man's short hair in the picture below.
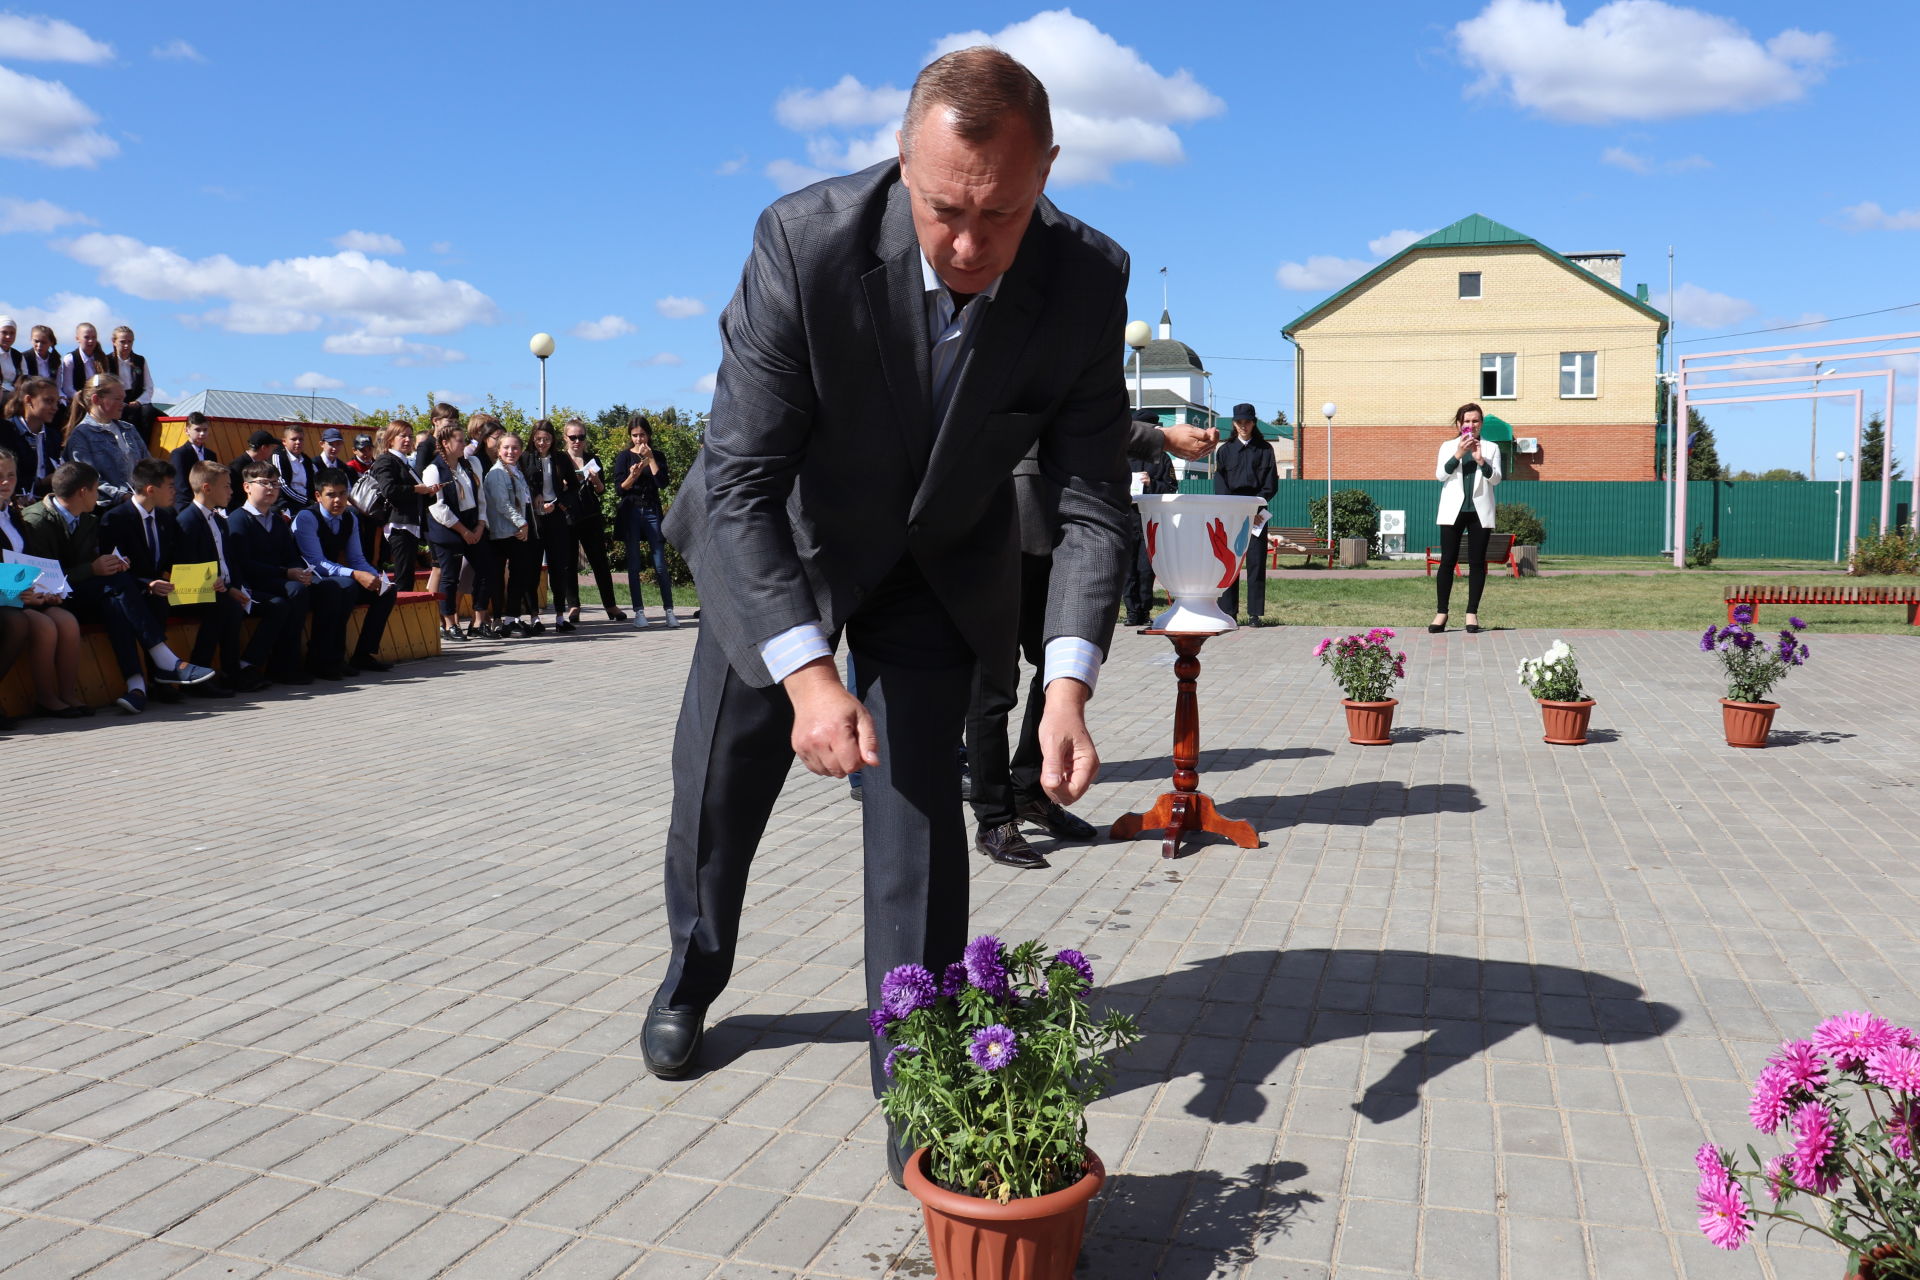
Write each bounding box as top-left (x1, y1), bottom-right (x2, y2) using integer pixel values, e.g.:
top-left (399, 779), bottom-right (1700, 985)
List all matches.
top-left (189, 460), bottom-right (225, 491)
top-left (241, 461), bottom-right (278, 484)
top-left (282, 424), bottom-right (304, 439)
top-left (50, 461), bottom-right (97, 498)
top-left (901, 47), bottom-right (1052, 157)
top-left (314, 468), bottom-right (352, 494)
top-left (186, 411), bottom-right (208, 427)
top-left (132, 457), bottom-right (173, 490)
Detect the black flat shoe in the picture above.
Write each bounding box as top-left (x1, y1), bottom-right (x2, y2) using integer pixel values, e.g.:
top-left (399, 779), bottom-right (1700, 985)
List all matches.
top-left (1428, 616), bottom-right (1447, 633)
top-left (886, 1117), bottom-right (913, 1189)
top-left (641, 1005), bottom-right (706, 1079)
top-left (606, 608), bottom-right (629, 623)
top-left (353, 655), bottom-right (395, 672)
top-left (1466, 625), bottom-right (1482, 634)
top-left (1015, 799), bottom-right (1097, 842)
top-left (976, 822), bottom-right (1049, 870)
top-left (554, 619), bottom-right (576, 633)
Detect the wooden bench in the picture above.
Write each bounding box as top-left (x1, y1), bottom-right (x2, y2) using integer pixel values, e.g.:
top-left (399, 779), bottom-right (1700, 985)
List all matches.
top-left (1425, 531), bottom-right (1519, 578)
top-left (1265, 526), bottom-right (1335, 569)
top-left (1725, 584), bottom-right (1920, 626)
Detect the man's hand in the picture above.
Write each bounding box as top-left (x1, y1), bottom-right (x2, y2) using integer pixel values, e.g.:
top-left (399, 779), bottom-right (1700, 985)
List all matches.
top-left (1037, 678), bottom-right (1099, 804)
top-left (352, 569), bottom-right (380, 590)
top-left (91, 552), bottom-right (127, 576)
top-left (783, 658), bottom-right (877, 778)
top-left (287, 567), bottom-right (314, 585)
top-left (1160, 424), bottom-right (1220, 460)
top-left (148, 579), bottom-right (173, 596)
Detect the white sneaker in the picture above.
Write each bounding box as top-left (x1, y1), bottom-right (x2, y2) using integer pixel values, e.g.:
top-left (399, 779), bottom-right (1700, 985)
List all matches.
top-left (663, 610), bottom-right (681, 629)
top-left (633, 615), bottom-right (649, 630)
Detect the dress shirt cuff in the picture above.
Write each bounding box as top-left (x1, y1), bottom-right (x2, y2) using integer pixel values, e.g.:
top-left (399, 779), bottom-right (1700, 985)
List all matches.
top-left (1043, 636), bottom-right (1102, 696)
top-left (759, 623), bottom-right (832, 684)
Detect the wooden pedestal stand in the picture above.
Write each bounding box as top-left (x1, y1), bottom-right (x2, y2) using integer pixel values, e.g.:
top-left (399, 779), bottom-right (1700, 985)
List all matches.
top-left (1108, 631), bottom-right (1259, 859)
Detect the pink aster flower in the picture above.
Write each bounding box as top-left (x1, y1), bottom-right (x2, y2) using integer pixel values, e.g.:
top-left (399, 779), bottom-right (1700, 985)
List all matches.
top-left (1695, 1142), bottom-right (1728, 1183)
top-left (1748, 1064), bottom-right (1792, 1133)
top-left (1790, 1100), bottom-right (1840, 1193)
top-left (1768, 1039), bottom-right (1827, 1093)
top-left (1697, 1177), bottom-right (1752, 1250)
top-left (1764, 1154), bottom-right (1794, 1202)
top-left (1866, 1044), bottom-right (1920, 1093)
top-left (1890, 1101), bottom-right (1916, 1161)
top-left (1313, 638), bottom-right (1331, 658)
top-left (1814, 1011), bottom-right (1899, 1071)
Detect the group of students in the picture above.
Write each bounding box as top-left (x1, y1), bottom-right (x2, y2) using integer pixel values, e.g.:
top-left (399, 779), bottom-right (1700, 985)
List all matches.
top-left (0, 376), bottom-right (687, 724)
top-left (0, 318), bottom-right (157, 437)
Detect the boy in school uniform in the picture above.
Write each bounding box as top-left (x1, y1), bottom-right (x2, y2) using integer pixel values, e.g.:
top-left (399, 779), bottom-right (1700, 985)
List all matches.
top-left (101, 458), bottom-right (231, 701)
top-left (290, 468), bottom-right (396, 678)
top-left (224, 463), bottom-right (317, 685)
top-left (174, 461), bottom-right (285, 693)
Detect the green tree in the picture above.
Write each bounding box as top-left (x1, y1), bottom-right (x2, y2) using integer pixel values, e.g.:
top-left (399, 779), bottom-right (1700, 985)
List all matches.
top-left (1860, 413), bottom-right (1904, 482)
top-left (1727, 468), bottom-right (1809, 482)
top-left (1271, 408), bottom-right (1289, 427)
top-left (1686, 407), bottom-right (1726, 481)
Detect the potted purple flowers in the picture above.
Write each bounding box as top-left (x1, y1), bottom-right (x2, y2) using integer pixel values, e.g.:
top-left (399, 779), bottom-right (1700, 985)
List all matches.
top-left (1702, 605), bottom-right (1810, 747)
top-left (1314, 628), bottom-right (1407, 744)
top-left (873, 935), bottom-right (1139, 1280)
top-left (1695, 1011), bottom-right (1919, 1277)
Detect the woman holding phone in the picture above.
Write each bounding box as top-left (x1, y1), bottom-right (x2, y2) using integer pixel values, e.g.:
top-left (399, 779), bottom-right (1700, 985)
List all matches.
top-left (1430, 402), bottom-right (1501, 634)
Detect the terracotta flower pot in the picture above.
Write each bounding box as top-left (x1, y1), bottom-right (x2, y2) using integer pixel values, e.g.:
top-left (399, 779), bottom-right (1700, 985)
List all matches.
top-left (903, 1148), bottom-right (1105, 1280)
top-left (1539, 698), bottom-right (1595, 745)
top-left (1342, 698), bottom-right (1397, 745)
top-left (1847, 1243), bottom-right (1910, 1279)
top-left (1721, 698), bottom-right (1778, 748)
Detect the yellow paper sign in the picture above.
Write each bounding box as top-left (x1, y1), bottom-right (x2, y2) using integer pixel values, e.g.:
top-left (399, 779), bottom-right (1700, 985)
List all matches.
top-left (170, 560), bottom-right (220, 606)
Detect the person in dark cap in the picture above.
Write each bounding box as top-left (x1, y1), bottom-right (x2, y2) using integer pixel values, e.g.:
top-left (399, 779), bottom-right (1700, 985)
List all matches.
top-left (227, 430), bottom-right (279, 511)
top-left (316, 427), bottom-right (347, 471)
top-left (1123, 408), bottom-right (1180, 626)
top-left (1214, 403), bottom-right (1278, 620)
top-left (346, 433), bottom-right (375, 476)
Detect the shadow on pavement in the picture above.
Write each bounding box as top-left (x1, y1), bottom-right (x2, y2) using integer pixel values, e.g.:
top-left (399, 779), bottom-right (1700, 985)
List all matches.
top-left (1081, 1160), bottom-right (1321, 1278)
top-left (1215, 780), bottom-right (1482, 833)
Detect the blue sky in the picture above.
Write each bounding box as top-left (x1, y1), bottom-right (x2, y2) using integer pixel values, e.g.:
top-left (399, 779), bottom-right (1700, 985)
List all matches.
top-left (3, 1), bottom-right (1915, 475)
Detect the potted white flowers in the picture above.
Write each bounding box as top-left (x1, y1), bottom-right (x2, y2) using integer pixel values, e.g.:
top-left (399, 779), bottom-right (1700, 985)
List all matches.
top-left (1518, 639), bottom-right (1594, 745)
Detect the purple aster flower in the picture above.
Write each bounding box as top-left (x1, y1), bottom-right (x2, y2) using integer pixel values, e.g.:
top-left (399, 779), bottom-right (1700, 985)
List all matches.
top-left (1768, 1040), bottom-right (1826, 1093)
top-left (1700, 625), bottom-right (1717, 653)
top-left (1764, 1154), bottom-right (1794, 1202)
top-left (1695, 1142), bottom-right (1728, 1184)
top-left (882, 1043), bottom-right (921, 1079)
top-left (1731, 629), bottom-right (1756, 651)
top-left (868, 1008), bottom-right (891, 1039)
top-left (1732, 603), bottom-right (1754, 625)
top-left (968, 1024), bottom-right (1019, 1071)
top-left (1748, 1064), bottom-right (1792, 1133)
top-left (939, 962), bottom-right (968, 999)
top-left (962, 935), bottom-right (1010, 998)
top-left (1814, 1011), bottom-right (1899, 1070)
top-left (879, 964), bottom-right (937, 1022)
top-left (1789, 616), bottom-right (1807, 630)
top-left (1697, 1177), bottom-right (1752, 1250)
top-left (1053, 948), bottom-right (1095, 986)
top-left (1789, 1100), bottom-right (1839, 1193)
top-left (1313, 638), bottom-right (1331, 658)
top-left (1891, 1101), bottom-right (1916, 1161)
top-left (1866, 1044), bottom-right (1920, 1093)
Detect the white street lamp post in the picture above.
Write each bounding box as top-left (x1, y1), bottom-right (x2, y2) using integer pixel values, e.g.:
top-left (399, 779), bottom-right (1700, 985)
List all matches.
top-left (1833, 449), bottom-right (1849, 562)
top-left (1124, 320), bottom-right (1151, 413)
top-left (529, 332), bottom-right (556, 421)
top-left (1321, 402), bottom-right (1337, 542)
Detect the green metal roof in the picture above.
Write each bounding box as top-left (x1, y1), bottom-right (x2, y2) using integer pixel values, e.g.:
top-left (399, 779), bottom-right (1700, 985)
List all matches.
top-left (1281, 213), bottom-right (1668, 337)
top-left (1480, 414), bottom-right (1514, 443)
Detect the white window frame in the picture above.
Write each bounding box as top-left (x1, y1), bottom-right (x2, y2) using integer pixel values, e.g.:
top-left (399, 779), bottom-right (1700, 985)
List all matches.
top-left (1458, 271), bottom-right (1483, 300)
top-left (1480, 352), bottom-right (1516, 399)
top-left (1559, 350), bottom-right (1598, 398)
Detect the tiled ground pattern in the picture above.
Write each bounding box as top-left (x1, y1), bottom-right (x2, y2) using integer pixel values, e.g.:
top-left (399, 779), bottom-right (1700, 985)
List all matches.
top-left (0, 618), bottom-right (1915, 1278)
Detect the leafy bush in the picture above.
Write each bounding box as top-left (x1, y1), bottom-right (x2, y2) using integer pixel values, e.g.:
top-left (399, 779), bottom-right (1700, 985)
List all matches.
top-left (1687, 535), bottom-right (1720, 569)
top-left (1306, 489), bottom-right (1380, 556)
top-left (1849, 525), bottom-right (1919, 576)
top-left (1495, 503), bottom-right (1546, 549)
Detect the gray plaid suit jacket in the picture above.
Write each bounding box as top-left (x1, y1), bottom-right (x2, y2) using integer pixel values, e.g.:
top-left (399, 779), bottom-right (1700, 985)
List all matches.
top-left (665, 159), bottom-right (1133, 690)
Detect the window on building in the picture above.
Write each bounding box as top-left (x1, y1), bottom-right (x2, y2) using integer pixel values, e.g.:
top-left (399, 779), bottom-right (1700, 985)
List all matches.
top-left (1458, 271), bottom-right (1482, 299)
top-left (1560, 350), bottom-right (1597, 398)
top-left (1480, 353), bottom-right (1516, 399)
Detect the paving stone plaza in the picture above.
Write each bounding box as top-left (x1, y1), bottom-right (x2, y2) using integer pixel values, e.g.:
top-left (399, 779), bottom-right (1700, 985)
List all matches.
top-left (1, 619), bottom-right (1915, 1278)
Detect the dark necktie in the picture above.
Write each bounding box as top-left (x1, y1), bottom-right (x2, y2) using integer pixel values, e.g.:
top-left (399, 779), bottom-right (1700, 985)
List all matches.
top-left (145, 513), bottom-right (159, 568)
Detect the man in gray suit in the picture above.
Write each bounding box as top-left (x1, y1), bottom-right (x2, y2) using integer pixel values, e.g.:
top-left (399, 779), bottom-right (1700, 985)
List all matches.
top-left (644, 47), bottom-right (1133, 1149)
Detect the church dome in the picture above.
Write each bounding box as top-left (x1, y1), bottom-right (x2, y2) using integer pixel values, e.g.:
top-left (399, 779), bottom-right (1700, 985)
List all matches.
top-left (1139, 337), bottom-right (1205, 374)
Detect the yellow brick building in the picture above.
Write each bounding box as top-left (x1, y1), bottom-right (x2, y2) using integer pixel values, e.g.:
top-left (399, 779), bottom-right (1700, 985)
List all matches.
top-left (1283, 214), bottom-right (1669, 480)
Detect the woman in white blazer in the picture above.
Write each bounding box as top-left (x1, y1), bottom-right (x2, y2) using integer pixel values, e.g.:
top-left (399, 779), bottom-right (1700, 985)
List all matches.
top-left (1431, 402), bottom-right (1501, 633)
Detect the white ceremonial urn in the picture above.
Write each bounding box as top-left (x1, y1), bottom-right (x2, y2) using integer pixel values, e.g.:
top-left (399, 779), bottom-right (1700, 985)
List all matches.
top-left (1133, 494), bottom-right (1265, 633)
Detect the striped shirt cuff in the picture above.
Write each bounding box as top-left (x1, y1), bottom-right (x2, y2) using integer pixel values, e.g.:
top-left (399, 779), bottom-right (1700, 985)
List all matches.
top-left (1043, 636), bottom-right (1102, 696)
top-left (759, 622), bottom-right (832, 684)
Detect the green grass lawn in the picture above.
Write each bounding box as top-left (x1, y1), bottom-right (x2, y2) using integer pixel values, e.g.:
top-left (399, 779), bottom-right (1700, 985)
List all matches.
top-left (1222, 572), bottom-right (1918, 633)
top-left (1535, 554), bottom-right (1845, 573)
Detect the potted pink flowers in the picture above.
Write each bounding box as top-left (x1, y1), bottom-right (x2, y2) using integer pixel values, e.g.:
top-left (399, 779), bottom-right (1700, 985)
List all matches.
top-left (1694, 1010), bottom-right (1919, 1277)
top-left (1314, 628), bottom-right (1407, 744)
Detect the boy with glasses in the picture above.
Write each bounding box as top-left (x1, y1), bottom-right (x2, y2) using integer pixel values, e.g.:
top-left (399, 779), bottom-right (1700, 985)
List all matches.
top-left (225, 464), bottom-right (316, 683)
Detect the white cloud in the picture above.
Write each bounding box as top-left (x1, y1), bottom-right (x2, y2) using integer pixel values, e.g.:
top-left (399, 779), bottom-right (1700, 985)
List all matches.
top-left (0, 14), bottom-right (112, 63)
top-left (431, 388), bottom-right (476, 406)
top-left (321, 331), bottom-right (466, 366)
top-left (1454, 0), bottom-right (1835, 124)
top-left (58, 232), bottom-right (497, 335)
top-left (1842, 201), bottom-right (1920, 232)
top-left (0, 196), bottom-right (92, 232)
top-left (0, 291), bottom-right (124, 339)
top-left (0, 65), bottom-right (117, 166)
top-left (357, 385), bottom-right (392, 398)
top-left (715, 153), bottom-right (748, 176)
top-left (1671, 282), bottom-right (1757, 329)
top-left (769, 10), bottom-right (1223, 188)
top-left (429, 240), bottom-right (453, 254)
top-left (1276, 227), bottom-right (1436, 292)
top-left (633, 351), bottom-right (684, 367)
top-left (691, 372), bottom-right (718, 394)
top-left (292, 371), bottom-right (345, 390)
top-left (332, 229), bottom-right (404, 254)
top-left (570, 314), bottom-right (636, 341)
top-left (655, 295), bottom-right (706, 319)
top-left (151, 38), bottom-right (204, 62)
top-left (1602, 144), bottom-right (1712, 174)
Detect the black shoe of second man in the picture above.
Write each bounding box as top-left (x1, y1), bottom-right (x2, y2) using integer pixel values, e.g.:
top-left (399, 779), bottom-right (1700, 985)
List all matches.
top-left (641, 1005), bottom-right (705, 1079)
top-left (1016, 799), bottom-right (1098, 842)
top-left (976, 822), bottom-right (1048, 870)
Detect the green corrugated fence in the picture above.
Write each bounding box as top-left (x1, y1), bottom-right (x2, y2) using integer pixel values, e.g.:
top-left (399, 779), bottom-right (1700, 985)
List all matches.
top-left (1169, 478), bottom-right (1915, 559)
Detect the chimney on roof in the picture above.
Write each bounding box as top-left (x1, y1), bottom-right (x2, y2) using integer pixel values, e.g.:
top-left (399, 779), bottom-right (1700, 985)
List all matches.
top-left (1566, 252), bottom-right (1624, 287)
top-left (1158, 308), bottom-right (1172, 340)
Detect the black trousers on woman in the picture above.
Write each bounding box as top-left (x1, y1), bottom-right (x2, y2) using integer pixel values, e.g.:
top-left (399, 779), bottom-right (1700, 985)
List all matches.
top-left (1435, 510), bottom-right (1491, 614)
top-left (538, 511), bottom-right (578, 618)
top-left (430, 537), bottom-right (494, 618)
top-left (574, 511), bottom-right (622, 615)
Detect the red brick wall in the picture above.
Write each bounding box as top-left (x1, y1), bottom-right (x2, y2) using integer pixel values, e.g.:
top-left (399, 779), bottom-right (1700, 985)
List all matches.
top-left (1294, 424), bottom-right (1657, 481)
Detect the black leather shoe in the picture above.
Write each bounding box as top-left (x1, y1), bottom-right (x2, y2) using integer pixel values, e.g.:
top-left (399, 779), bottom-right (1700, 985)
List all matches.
top-left (1015, 799), bottom-right (1097, 842)
top-left (886, 1116), bottom-right (913, 1189)
top-left (641, 1005), bottom-right (705, 1079)
top-left (352, 655), bottom-right (394, 672)
top-left (976, 822), bottom-right (1048, 870)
